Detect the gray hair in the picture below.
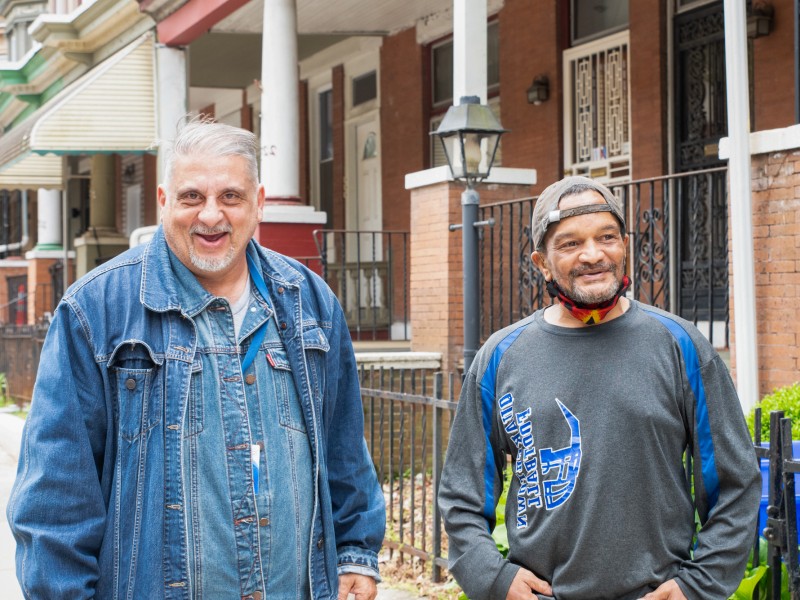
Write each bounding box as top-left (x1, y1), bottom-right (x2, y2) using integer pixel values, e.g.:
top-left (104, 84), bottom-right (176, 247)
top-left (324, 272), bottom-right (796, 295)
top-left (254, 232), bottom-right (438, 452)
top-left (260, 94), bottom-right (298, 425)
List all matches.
top-left (163, 116), bottom-right (260, 189)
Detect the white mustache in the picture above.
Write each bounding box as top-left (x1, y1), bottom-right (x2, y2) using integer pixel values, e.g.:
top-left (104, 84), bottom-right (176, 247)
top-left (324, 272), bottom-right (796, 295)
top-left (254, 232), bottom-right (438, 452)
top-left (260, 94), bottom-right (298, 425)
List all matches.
top-left (190, 225), bottom-right (232, 235)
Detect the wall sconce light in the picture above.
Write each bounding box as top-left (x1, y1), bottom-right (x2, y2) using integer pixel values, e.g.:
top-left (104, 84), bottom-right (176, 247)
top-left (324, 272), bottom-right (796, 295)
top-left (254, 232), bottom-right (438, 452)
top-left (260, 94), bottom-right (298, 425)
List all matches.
top-left (747, 2), bottom-right (773, 38)
top-left (526, 76), bottom-right (549, 105)
top-left (122, 163), bottom-right (136, 185)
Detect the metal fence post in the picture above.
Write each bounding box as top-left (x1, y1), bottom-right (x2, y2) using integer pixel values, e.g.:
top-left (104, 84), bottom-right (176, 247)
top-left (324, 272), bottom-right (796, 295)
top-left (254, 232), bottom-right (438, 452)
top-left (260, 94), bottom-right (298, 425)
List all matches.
top-left (431, 372), bottom-right (444, 583)
top-left (766, 410), bottom-right (786, 599)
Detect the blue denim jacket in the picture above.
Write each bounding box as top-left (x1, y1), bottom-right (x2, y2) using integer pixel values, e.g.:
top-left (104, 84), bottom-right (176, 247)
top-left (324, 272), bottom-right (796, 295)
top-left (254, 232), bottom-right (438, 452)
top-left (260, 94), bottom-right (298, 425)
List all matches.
top-left (8, 227), bottom-right (385, 599)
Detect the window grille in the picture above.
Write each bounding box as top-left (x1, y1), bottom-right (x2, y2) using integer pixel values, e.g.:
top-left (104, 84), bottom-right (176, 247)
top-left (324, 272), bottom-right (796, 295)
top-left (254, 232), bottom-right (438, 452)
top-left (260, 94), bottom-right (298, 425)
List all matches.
top-left (563, 31), bottom-right (631, 183)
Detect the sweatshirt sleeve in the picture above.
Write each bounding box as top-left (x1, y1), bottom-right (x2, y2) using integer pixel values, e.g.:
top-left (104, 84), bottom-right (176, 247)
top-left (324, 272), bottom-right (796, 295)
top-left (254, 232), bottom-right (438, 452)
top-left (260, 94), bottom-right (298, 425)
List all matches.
top-left (675, 354), bottom-right (761, 599)
top-left (438, 369), bottom-right (521, 600)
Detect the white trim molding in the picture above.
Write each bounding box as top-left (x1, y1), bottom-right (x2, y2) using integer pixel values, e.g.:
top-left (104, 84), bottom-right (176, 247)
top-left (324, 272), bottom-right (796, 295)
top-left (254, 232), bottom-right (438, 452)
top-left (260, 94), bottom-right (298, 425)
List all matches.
top-left (405, 166), bottom-right (537, 190)
top-left (718, 124), bottom-right (800, 158)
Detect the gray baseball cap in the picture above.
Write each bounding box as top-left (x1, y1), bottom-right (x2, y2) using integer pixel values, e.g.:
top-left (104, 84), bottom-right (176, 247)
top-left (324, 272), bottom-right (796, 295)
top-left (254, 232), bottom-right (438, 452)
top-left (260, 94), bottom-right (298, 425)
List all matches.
top-left (531, 175), bottom-right (626, 250)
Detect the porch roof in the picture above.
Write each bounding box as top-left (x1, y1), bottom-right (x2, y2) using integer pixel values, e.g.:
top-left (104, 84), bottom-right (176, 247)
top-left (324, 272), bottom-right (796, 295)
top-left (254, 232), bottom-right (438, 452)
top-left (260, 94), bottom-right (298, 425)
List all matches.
top-left (0, 33), bottom-right (156, 190)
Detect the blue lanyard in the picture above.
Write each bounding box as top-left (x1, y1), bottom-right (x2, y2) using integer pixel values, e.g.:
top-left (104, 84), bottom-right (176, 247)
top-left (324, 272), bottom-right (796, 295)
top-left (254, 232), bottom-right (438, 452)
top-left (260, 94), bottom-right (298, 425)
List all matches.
top-left (240, 253), bottom-right (270, 374)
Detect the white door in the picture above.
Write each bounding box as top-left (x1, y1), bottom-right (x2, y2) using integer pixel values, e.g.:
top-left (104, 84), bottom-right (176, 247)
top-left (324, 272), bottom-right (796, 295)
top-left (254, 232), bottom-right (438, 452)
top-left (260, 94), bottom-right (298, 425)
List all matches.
top-left (347, 119), bottom-right (384, 315)
top-left (354, 120), bottom-right (382, 235)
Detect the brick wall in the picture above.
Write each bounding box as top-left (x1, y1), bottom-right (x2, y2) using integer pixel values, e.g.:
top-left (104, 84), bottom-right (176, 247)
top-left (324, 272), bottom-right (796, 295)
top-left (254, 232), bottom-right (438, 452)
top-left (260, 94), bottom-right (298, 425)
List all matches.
top-left (753, 0), bottom-right (795, 132)
top-left (380, 28), bottom-right (425, 234)
top-left (299, 79), bottom-right (310, 204)
top-left (730, 150), bottom-right (800, 397)
top-left (498, 0), bottom-right (562, 193)
top-left (629, 0), bottom-right (668, 179)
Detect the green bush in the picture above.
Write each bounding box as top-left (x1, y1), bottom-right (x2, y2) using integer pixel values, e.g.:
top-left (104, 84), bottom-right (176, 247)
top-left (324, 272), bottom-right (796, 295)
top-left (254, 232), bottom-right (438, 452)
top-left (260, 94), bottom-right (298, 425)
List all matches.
top-left (746, 382), bottom-right (800, 442)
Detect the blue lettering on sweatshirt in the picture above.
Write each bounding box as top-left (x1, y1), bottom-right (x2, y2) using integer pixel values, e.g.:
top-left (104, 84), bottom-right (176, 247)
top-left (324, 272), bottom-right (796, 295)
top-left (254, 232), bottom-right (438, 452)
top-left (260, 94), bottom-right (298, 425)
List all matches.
top-left (501, 395), bottom-right (582, 528)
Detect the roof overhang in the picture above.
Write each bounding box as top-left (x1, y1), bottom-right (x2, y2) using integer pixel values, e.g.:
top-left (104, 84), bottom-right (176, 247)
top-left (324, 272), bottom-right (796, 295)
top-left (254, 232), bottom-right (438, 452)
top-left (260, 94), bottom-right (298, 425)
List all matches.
top-left (0, 33), bottom-right (157, 190)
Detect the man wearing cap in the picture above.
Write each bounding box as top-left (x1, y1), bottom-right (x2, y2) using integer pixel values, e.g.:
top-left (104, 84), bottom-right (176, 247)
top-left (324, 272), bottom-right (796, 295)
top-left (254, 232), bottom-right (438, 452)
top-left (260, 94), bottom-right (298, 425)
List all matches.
top-left (438, 176), bottom-right (760, 600)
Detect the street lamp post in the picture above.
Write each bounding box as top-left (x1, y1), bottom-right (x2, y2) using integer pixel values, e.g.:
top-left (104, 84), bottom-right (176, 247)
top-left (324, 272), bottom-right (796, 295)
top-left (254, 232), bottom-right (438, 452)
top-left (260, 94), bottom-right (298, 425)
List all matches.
top-left (431, 96), bottom-right (507, 374)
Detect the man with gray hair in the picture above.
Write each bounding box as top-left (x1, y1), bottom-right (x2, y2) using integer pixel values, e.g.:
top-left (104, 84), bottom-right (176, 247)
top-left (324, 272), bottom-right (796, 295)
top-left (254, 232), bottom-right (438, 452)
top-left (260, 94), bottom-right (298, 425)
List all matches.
top-left (439, 175), bottom-right (760, 600)
top-left (8, 119), bottom-right (385, 599)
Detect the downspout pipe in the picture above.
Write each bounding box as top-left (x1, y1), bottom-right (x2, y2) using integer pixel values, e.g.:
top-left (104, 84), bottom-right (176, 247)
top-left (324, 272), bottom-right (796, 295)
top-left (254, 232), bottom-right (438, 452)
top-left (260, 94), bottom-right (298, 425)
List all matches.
top-left (0, 190), bottom-right (29, 254)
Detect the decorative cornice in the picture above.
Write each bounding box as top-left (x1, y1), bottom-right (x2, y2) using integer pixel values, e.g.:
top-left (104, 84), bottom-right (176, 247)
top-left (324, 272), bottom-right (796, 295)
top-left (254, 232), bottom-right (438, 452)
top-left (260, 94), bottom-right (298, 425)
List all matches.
top-left (136, 0), bottom-right (187, 23)
top-left (31, 0), bottom-right (152, 55)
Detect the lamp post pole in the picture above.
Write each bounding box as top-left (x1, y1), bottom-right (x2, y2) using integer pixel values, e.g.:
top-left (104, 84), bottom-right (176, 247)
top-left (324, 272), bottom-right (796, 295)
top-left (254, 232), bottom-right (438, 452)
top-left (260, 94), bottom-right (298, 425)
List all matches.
top-left (431, 95), bottom-right (506, 375)
top-left (461, 186), bottom-right (480, 374)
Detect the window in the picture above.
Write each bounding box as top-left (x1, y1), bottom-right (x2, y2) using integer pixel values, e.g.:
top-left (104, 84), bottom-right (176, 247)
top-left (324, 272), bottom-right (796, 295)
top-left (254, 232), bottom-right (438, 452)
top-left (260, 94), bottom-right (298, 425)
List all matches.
top-left (8, 19), bottom-right (36, 61)
top-left (571, 0), bottom-right (628, 45)
top-left (352, 71), bottom-right (377, 107)
top-left (431, 21), bottom-right (500, 108)
top-left (563, 32), bottom-right (631, 182)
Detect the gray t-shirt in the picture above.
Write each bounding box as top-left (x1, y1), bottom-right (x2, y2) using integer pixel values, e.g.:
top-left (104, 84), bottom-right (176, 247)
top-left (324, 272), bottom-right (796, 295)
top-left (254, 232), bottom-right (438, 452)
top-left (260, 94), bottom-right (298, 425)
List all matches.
top-left (439, 300), bottom-right (760, 600)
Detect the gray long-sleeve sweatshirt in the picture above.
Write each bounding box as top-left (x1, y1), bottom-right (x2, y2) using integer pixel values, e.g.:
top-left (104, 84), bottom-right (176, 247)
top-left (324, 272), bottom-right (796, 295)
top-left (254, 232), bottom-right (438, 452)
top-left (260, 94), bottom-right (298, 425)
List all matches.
top-left (439, 301), bottom-right (760, 600)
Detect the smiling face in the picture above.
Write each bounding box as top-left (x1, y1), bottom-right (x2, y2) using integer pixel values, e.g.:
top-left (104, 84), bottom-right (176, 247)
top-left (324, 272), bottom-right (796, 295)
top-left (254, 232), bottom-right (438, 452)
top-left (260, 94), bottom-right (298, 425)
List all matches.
top-left (158, 153), bottom-right (265, 292)
top-left (532, 190), bottom-right (628, 306)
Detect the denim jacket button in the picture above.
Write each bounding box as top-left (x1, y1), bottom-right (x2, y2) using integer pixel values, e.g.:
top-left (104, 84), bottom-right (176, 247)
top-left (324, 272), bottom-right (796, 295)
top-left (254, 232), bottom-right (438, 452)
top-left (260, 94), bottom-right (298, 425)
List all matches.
top-left (280, 322), bottom-right (287, 330)
top-left (259, 517), bottom-right (269, 526)
top-left (245, 374), bottom-right (256, 385)
top-left (125, 378), bottom-right (136, 391)
top-left (316, 536), bottom-right (324, 549)
top-left (277, 286), bottom-right (285, 294)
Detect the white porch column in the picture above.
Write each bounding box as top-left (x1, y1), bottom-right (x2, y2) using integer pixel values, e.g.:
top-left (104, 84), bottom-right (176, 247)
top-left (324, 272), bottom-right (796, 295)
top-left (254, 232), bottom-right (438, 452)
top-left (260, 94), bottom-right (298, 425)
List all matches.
top-left (723, 0), bottom-right (759, 412)
top-left (261, 0), bottom-right (300, 202)
top-left (155, 43), bottom-right (189, 185)
top-left (36, 189), bottom-right (62, 249)
top-left (453, 0), bottom-right (488, 103)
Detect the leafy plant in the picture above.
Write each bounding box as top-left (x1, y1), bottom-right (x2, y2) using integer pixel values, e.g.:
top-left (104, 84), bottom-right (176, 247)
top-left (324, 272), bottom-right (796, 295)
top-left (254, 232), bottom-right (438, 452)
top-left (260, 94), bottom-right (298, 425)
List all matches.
top-left (747, 382), bottom-right (800, 442)
top-left (0, 372), bottom-right (9, 406)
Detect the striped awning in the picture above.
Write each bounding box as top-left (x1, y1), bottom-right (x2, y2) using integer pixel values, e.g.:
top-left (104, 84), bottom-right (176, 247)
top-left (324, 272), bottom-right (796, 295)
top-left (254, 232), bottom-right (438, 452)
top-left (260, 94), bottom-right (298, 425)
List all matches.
top-left (0, 32), bottom-right (157, 190)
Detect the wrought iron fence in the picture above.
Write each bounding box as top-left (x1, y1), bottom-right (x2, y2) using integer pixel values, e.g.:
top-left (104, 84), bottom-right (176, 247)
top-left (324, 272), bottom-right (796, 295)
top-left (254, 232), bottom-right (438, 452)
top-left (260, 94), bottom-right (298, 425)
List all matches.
top-left (478, 196), bottom-right (542, 339)
top-left (359, 366), bottom-right (460, 581)
top-left (477, 167), bottom-right (730, 346)
top-left (0, 323), bottom-right (48, 404)
top-left (313, 229), bottom-right (410, 342)
top-left (612, 167), bottom-right (730, 347)
top-left (754, 407), bottom-right (800, 598)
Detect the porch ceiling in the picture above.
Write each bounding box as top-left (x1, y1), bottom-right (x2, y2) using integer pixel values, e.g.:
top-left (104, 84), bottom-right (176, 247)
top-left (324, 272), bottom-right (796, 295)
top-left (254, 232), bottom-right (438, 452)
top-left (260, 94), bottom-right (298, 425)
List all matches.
top-left (213, 0), bottom-right (451, 35)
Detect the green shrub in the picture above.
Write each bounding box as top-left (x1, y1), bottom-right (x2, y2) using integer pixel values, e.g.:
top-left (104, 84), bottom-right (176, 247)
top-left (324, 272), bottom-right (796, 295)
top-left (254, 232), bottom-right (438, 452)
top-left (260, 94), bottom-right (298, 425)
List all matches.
top-left (747, 382), bottom-right (800, 442)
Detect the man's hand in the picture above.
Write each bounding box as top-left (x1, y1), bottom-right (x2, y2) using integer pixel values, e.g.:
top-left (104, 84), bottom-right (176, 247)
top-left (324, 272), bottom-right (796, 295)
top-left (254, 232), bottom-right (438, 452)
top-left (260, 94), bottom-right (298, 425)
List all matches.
top-left (638, 579), bottom-right (687, 600)
top-left (338, 573), bottom-right (378, 600)
top-left (506, 567), bottom-right (553, 600)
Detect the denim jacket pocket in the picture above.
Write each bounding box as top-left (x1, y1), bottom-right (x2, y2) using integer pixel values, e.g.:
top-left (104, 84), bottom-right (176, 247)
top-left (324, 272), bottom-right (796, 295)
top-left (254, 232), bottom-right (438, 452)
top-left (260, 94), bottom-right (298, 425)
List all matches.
top-left (268, 348), bottom-right (307, 432)
top-left (108, 340), bottom-right (163, 442)
top-left (302, 326), bottom-right (330, 407)
top-left (184, 355), bottom-right (204, 437)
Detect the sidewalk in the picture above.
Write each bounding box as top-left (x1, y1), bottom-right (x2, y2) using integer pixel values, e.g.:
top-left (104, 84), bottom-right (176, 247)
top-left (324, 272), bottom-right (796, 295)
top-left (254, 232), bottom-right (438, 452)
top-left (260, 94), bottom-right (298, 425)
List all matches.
top-left (0, 412), bottom-right (419, 600)
top-left (0, 412), bottom-right (24, 600)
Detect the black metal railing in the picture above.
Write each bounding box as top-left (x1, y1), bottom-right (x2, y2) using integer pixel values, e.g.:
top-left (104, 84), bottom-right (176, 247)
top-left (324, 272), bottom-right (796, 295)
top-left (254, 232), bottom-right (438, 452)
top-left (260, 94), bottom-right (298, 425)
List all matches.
top-left (360, 367), bottom-right (460, 581)
top-left (477, 167), bottom-right (730, 346)
top-left (613, 167), bottom-right (730, 347)
top-left (313, 229), bottom-right (410, 341)
top-left (755, 407), bottom-right (800, 598)
top-left (0, 323), bottom-right (49, 404)
top-left (478, 196), bottom-right (542, 339)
